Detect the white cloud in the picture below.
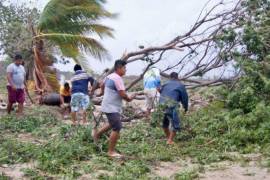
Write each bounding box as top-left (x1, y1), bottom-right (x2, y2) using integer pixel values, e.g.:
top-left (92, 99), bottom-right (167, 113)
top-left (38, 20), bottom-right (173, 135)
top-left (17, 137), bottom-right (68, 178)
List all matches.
top-left (10, 0), bottom-right (225, 75)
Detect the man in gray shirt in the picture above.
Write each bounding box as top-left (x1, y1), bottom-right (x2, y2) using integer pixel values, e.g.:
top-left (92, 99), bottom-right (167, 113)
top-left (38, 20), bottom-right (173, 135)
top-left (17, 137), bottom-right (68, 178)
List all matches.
top-left (6, 54), bottom-right (26, 115)
top-left (93, 60), bottom-right (136, 158)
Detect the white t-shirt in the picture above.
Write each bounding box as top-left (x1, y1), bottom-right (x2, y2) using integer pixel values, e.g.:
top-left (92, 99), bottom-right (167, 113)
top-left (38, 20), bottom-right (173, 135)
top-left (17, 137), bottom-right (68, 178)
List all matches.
top-left (6, 63), bottom-right (26, 89)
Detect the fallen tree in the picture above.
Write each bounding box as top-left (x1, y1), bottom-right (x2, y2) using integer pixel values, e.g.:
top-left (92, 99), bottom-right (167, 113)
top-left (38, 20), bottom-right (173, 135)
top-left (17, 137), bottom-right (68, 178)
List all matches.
top-left (105, 0), bottom-right (244, 90)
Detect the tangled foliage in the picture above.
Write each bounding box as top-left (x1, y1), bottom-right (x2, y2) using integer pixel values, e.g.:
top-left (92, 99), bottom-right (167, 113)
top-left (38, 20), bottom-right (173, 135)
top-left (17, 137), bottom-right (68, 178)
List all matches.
top-left (223, 0), bottom-right (270, 113)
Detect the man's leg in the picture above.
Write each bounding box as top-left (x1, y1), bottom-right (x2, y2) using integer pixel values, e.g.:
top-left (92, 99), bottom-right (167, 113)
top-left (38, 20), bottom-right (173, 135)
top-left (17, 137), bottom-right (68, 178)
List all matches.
top-left (81, 94), bottom-right (90, 124)
top-left (71, 112), bottom-right (77, 125)
top-left (7, 86), bottom-right (15, 114)
top-left (106, 113), bottom-right (122, 157)
top-left (17, 103), bottom-right (24, 115)
top-left (70, 94), bottom-right (79, 125)
top-left (162, 114), bottom-right (170, 139)
top-left (167, 108), bottom-right (180, 145)
top-left (93, 123), bottom-right (111, 141)
top-left (16, 89), bottom-right (25, 116)
top-left (163, 128), bottom-right (170, 138)
top-left (167, 131), bottom-right (176, 145)
top-left (108, 130), bottom-right (120, 156)
top-left (7, 102), bottom-right (13, 114)
top-left (145, 94), bottom-right (153, 118)
top-left (82, 110), bottom-right (87, 124)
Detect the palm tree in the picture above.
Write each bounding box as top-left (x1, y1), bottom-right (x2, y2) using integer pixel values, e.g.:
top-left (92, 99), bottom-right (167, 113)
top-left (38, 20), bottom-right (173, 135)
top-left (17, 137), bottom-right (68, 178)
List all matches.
top-left (31, 0), bottom-right (114, 92)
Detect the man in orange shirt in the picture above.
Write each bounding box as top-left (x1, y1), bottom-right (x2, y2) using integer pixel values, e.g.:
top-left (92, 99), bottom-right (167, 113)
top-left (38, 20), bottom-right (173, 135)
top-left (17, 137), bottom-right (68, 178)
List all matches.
top-left (60, 82), bottom-right (71, 118)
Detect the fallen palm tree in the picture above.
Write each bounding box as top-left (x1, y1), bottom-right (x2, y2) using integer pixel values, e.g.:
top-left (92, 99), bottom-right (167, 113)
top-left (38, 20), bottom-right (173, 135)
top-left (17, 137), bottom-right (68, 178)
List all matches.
top-left (27, 0), bottom-right (115, 93)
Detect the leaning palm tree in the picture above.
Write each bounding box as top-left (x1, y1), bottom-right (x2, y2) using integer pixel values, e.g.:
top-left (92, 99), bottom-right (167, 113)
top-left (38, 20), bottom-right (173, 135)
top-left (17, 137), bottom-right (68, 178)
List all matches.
top-left (31, 0), bottom-right (114, 92)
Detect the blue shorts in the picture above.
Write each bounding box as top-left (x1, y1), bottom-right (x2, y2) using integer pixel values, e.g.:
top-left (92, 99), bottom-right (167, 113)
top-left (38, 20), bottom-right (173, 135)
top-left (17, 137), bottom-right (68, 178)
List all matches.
top-left (71, 93), bottom-right (90, 112)
top-left (162, 107), bottom-right (181, 131)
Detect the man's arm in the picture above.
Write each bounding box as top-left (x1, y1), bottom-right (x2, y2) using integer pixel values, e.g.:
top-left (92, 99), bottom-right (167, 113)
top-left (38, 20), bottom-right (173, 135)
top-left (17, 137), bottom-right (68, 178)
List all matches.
top-left (7, 72), bottom-right (16, 90)
top-left (119, 90), bottom-right (136, 102)
top-left (89, 77), bottom-right (102, 96)
top-left (91, 81), bottom-right (100, 93)
top-left (156, 83), bottom-right (162, 93)
top-left (97, 81), bottom-right (105, 97)
top-left (180, 86), bottom-right (189, 112)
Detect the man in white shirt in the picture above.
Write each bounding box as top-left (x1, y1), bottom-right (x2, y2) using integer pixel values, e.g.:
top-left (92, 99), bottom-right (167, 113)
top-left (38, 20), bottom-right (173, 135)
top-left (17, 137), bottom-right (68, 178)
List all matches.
top-left (6, 54), bottom-right (26, 115)
top-left (143, 67), bottom-right (161, 116)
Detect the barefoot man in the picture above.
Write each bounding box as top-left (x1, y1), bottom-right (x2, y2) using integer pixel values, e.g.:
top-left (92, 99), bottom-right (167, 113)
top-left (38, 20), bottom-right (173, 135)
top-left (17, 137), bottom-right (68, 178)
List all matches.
top-left (159, 72), bottom-right (188, 145)
top-left (93, 60), bottom-right (136, 158)
top-left (6, 54), bottom-right (26, 115)
top-left (70, 64), bottom-right (97, 125)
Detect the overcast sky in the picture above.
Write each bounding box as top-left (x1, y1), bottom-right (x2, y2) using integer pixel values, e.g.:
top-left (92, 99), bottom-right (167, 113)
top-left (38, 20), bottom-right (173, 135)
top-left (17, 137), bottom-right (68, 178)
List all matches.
top-left (11, 0), bottom-right (220, 75)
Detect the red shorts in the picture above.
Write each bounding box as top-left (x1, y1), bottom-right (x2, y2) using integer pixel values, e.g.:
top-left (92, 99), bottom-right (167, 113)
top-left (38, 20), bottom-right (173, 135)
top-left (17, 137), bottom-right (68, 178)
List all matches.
top-left (7, 86), bottom-right (25, 104)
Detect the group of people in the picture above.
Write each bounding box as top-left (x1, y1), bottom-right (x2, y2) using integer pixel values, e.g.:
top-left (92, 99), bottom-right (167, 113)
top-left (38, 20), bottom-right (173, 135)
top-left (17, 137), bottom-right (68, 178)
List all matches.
top-left (6, 54), bottom-right (189, 158)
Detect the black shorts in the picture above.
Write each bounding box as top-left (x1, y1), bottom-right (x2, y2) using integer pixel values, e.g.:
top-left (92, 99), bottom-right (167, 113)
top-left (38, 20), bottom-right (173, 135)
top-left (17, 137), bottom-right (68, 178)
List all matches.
top-left (64, 96), bottom-right (71, 103)
top-left (106, 113), bottom-right (122, 132)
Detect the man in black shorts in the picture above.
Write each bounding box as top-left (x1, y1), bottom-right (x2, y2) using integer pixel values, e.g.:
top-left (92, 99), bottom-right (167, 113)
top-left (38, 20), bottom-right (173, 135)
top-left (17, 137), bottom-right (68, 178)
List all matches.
top-left (93, 60), bottom-right (136, 158)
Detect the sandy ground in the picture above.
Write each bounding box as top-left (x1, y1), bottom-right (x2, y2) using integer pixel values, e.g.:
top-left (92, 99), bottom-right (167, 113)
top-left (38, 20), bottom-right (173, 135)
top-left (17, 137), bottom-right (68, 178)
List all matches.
top-left (153, 161), bottom-right (183, 177)
top-left (153, 158), bottom-right (270, 180)
top-left (0, 162), bottom-right (36, 179)
top-left (201, 164), bottom-right (270, 180)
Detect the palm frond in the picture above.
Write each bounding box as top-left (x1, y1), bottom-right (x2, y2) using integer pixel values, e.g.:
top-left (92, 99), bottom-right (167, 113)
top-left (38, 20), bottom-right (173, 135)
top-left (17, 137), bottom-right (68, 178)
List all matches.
top-left (37, 0), bottom-right (114, 61)
top-left (34, 33), bottom-right (110, 60)
top-left (41, 23), bottom-right (114, 39)
top-left (44, 72), bottom-right (60, 92)
top-left (38, 0), bottom-right (115, 32)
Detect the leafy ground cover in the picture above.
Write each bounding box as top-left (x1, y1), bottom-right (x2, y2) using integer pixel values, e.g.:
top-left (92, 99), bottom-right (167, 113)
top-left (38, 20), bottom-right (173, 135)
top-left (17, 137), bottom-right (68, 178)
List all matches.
top-left (0, 97), bottom-right (269, 179)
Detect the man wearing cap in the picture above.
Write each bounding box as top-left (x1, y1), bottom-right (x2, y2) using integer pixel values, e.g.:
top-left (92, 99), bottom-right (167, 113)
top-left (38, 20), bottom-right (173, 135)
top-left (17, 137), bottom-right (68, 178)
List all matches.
top-left (6, 54), bottom-right (26, 115)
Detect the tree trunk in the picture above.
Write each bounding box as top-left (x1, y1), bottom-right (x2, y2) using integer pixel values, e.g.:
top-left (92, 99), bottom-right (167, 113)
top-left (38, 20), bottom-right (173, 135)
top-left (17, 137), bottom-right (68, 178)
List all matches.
top-left (32, 39), bottom-right (61, 93)
top-left (33, 43), bottom-right (52, 93)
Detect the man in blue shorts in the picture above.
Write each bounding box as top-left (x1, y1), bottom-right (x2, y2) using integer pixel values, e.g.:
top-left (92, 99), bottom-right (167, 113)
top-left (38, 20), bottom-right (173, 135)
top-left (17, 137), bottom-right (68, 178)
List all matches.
top-left (70, 64), bottom-right (97, 125)
top-left (159, 72), bottom-right (189, 145)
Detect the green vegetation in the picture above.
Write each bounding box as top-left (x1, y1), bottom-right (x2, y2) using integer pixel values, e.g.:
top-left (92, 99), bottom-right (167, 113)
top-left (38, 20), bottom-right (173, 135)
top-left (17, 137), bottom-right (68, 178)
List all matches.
top-left (0, 100), bottom-right (269, 179)
top-left (0, 137), bottom-right (38, 164)
top-left (1, 0), bottom-right (270, 179)
top-left (0, 111), bottom-right (58, 133)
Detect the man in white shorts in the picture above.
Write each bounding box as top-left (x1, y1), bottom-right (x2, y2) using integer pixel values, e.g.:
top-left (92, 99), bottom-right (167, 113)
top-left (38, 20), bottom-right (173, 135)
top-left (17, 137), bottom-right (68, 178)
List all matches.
top-left (143, 67), bottom-right (161, 117)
